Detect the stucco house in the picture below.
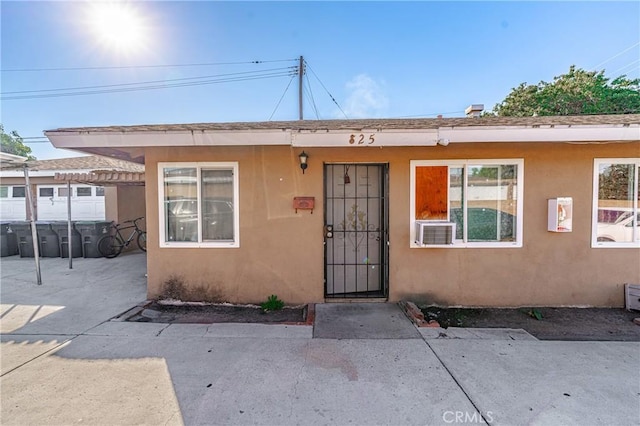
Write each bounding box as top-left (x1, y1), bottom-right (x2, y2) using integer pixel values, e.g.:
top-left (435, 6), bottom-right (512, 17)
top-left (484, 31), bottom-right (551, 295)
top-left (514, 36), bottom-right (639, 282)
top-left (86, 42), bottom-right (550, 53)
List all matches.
top-left (44, 112), bottom-right (640, 307)
top-left (0, 155), bottom-right (145, 225)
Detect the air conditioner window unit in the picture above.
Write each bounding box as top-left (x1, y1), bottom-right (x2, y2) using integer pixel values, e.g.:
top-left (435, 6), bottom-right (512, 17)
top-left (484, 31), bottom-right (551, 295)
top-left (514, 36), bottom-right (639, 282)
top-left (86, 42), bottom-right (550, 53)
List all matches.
top-left (415, 221), bottom-right (456, 246)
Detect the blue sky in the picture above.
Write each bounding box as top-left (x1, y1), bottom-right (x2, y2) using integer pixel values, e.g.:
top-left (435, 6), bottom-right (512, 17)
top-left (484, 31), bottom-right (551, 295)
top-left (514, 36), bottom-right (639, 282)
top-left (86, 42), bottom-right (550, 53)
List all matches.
top-left (1, 1), bottom-right (639, 159)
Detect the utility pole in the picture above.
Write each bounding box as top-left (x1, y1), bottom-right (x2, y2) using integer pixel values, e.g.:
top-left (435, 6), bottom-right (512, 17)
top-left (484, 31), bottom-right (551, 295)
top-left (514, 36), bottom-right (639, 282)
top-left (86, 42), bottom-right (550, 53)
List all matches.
top-left (298, 56), bottom-right (304, 120)
top-left (23, 165), bottom-right (42, 285)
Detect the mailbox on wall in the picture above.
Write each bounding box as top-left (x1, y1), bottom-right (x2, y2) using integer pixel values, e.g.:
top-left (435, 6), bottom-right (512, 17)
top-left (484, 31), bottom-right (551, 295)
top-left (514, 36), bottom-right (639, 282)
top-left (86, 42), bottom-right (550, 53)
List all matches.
top-left (548, 197), bottom-right (573, 232)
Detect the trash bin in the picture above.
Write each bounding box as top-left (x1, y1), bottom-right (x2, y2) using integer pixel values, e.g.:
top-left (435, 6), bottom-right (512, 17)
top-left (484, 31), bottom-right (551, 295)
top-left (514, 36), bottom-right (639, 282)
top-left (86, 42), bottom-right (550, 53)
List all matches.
top-left (0, 222), bottom-right (18, 257)
top-left (11, 221), bottom-right (36, 258)
top-left (75, 221), bottom-right (112, 258)
top-left (36, 222), bottom-right (60, 258)
top-left (51, 221), bottom-right (82, 258)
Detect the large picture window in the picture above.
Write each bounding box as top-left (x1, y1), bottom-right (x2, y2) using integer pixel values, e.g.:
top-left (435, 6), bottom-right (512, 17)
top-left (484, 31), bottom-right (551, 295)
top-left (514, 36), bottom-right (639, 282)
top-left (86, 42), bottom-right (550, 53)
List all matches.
top-left (410, 159), bottom-right (524, 247)
top-left (158, 162), bottom-right (239, 248)
top-left (592, 159), bottom-right (639, 248)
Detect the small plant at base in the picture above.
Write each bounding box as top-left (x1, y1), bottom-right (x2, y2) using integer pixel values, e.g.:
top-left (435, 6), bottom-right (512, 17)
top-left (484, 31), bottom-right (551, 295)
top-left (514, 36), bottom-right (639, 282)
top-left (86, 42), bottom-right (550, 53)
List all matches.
top-left (526, 308), bottom-right (543, 320)
top-left (261, 294), bottom-right (285, 312)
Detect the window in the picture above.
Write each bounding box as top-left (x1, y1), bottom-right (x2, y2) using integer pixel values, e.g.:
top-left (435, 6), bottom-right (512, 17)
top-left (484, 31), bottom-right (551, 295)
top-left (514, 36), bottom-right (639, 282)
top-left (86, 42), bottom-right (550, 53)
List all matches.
top-left (96, 187), bottom-right (105, 196)
top-left (158, 162), bottom-right (239, 248)
top-left (12, 186), bottom-right (25, 198)
top-left (592, 159), bottom-right (639, 248)
top-left (410, 159), bottom-right (524, 247)
top-left (0, 186), bottom-right (7, 198)
top-left (77, 187), bottom-right (92, 197)
top-left (39, 187), bottom-right (54, 197)
top-left (58, 187), bottom-right (69, 197)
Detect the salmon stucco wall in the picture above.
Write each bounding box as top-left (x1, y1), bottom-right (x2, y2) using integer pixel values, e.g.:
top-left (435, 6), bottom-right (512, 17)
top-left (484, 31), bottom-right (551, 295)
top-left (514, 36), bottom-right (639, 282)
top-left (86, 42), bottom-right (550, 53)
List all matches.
top-left (143, 141), bottom-right (640, 307)
top-left (145, 146), bottom-right (324, 305)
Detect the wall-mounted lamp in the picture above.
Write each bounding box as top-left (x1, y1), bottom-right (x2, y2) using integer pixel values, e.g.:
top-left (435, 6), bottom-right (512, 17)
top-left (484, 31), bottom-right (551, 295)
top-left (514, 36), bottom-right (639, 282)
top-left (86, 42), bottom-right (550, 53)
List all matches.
top-left (437, 138), bottom-right (450, 146)
top-left (298, 151), bottom-right (309, 174)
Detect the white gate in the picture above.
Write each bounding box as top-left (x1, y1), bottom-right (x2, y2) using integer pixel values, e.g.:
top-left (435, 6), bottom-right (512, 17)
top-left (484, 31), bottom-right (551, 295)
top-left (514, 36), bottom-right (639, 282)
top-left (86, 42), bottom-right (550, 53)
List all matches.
top-left (36, 184), bottom-right (105, 220)
top-left (0, 185), bottom-right (27, 221)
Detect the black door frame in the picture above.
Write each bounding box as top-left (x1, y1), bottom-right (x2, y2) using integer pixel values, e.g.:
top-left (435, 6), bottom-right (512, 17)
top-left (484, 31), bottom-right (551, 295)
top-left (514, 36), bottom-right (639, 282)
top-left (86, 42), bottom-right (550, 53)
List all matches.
top-left (323, 163), bottom-right (389, 299)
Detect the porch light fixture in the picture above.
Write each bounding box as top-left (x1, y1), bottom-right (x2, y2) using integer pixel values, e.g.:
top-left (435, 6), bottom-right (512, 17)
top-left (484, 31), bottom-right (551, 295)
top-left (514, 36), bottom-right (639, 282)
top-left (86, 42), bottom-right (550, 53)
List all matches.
top-left (299, 151), bottom-right (309, 174)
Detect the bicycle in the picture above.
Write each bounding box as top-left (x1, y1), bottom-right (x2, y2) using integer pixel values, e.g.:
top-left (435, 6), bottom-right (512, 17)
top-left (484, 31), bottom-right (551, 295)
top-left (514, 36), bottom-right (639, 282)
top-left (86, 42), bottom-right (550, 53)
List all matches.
top-left (97, 216), bottom-right (147, 258)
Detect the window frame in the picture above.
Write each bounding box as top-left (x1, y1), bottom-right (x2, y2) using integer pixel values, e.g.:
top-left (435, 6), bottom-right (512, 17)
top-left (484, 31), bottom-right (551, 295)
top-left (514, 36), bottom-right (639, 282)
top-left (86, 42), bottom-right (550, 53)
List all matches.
top-left (39, 187), bottom-right (54, 198)
top-left (12, 186), bottom-right (25, 198)
top-left (77, 187), bottom-right (92, 197)
top-left (592, 158), bottom-right (640, 249)
top-left (158, 162), bottom-right (240, 248)
top-left (410, 159), bottom-right (524, 248)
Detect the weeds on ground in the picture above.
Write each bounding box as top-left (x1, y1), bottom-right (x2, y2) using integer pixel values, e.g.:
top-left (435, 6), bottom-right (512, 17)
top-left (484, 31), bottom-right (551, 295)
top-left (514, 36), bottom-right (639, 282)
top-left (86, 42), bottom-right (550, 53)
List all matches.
top-left (420, 306), bottom-right (486, 328)
top-left (261, 294), bottom-right (285, 312)
top-left (524, 308), bottom-right (544, 320)
top-left (422, 307), bottom-right (467, 328)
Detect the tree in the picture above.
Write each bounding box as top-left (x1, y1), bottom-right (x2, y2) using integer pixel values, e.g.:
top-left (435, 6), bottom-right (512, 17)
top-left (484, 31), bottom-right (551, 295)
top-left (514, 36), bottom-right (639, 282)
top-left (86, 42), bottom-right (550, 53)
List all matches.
top-left (1, 124), bottom-right (34, 159)
top-left (491, 65), bottom-right (640, 116)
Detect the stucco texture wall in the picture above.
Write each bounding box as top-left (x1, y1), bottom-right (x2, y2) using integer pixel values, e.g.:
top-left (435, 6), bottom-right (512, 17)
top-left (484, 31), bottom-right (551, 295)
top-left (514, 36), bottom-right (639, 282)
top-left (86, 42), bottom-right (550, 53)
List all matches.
top-left (144, 142), bottom-right (640, 307)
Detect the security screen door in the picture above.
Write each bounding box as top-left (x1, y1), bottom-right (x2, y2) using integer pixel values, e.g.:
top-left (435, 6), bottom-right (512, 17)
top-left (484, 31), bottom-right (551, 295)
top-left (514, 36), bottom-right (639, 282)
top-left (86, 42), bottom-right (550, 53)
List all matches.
top-left (324, 164), bottom-right (389, 298)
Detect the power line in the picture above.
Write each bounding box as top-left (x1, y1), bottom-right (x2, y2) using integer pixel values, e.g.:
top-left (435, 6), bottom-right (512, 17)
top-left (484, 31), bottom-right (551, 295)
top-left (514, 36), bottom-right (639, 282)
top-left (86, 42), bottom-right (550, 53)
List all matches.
top-left (304, 60), bottom-right (348, 119)
top-left (591, 42), bottom-right (640, 71)
top-left (304, 74), bottom-right (320, 119)
top-left (268, 75), bottom-right (296, 121)
top-left (1, 58), bottom-right (298, 72)
top-left (3, 69), bottom-right (296, 94)
top-left (2, 71), bottom-right (296, 100)
top-left (1, 67), bottom-right (296, 95)
top-left (610, 59), bottom-right (640, 77)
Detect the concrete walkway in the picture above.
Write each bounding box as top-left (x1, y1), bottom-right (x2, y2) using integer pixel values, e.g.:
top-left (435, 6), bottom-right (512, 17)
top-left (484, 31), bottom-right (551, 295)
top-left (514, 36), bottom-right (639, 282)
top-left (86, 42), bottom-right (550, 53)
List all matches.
top-left (1, 253), bottom-right (639, 425)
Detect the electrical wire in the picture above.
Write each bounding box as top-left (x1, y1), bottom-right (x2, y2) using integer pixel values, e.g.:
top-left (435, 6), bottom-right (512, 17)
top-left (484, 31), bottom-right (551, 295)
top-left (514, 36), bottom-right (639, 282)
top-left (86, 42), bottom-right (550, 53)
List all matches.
top-left (591, 42), bottom-right (640, 71)
top-left (1, 67), bottom-right (296, 95)
top-left (1, 58), bottom-right (298, 72)
top-left (2, 71), bottom-right (296, 100)
top-left (304, 60), bottom-right (348, 119)
top-left (609, 59), bottom-right (640, 77)
top-left (304, 75), bottom-right (320, 119)
top-left (268, 74), bottom-right (296, 121)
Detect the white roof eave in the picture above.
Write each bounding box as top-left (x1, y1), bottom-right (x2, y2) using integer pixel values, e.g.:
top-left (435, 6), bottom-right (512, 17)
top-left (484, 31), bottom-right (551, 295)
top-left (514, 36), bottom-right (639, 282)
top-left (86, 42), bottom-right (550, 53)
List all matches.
top-left (45, 124), bottom-right (640, 150)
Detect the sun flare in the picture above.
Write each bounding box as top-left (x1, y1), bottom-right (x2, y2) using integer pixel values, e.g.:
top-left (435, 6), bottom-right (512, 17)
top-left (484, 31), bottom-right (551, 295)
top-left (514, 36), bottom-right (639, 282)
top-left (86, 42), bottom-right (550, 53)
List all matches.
top-left (86, 2), bottom-right (150, 53)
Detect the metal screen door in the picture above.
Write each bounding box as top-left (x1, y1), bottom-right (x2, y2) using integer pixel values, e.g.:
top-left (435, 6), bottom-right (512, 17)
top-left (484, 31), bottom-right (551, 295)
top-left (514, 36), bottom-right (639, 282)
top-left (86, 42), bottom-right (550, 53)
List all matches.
top-left (324, 164), bottom-right (389, 298)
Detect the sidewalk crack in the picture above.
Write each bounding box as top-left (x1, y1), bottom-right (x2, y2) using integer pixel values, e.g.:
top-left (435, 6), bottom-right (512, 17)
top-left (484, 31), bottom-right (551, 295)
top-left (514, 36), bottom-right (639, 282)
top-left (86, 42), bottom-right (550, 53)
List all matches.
top-left (156, 324), bottom-right (170, 337)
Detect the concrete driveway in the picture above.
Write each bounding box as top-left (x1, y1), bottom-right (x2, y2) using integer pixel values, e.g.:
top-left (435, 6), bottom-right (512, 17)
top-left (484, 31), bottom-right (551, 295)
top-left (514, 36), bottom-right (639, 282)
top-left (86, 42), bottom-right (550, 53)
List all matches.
top-left (1, 253), bottom-right (639, 425)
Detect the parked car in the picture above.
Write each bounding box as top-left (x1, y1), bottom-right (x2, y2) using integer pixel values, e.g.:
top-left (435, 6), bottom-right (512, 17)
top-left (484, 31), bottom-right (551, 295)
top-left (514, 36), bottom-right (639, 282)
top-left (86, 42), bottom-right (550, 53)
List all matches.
top-left (166, 198), bottom-right (234, 241)
top-left (597, 211), bottom-right (639, 243)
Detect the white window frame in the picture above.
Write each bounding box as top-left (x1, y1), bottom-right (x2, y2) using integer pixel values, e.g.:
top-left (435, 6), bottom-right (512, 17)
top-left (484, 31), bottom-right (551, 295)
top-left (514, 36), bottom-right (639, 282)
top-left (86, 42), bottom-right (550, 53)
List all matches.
top-left (592, 158), bottom-right (640, 248)
top-left (158, 162), bottom-right (240, 248)
top-left (410, 159), bottom-right (524, 248)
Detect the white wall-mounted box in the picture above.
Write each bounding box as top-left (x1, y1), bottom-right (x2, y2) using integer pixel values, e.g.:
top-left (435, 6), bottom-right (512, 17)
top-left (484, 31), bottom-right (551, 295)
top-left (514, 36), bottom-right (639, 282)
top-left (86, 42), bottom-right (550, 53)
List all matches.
top-left (548, 197), bottom-right (573, 232)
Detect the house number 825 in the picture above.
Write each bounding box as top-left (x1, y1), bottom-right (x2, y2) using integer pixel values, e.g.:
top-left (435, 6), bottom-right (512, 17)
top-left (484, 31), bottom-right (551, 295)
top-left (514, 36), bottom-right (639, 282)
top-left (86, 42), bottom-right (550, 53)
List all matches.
top-left (348, 134), bottom-right (375, 145)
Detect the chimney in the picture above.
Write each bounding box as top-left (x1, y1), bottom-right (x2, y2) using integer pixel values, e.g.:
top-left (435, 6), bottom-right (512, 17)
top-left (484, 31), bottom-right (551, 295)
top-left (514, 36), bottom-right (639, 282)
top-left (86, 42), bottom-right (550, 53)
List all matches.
top-left (465, 104), bottom-right (484, 118)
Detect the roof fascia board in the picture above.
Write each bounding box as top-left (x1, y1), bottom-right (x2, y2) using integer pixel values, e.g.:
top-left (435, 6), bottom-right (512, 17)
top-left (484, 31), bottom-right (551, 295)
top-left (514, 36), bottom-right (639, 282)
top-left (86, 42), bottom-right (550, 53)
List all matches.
top-left (440, 125), bottom-right (639, 143)
top-left (0, 168), bottom-right (106, 178)
top-left (45, 123), bottom-right (639, 149)
top-left (45, 129), bottom-right (291, 149)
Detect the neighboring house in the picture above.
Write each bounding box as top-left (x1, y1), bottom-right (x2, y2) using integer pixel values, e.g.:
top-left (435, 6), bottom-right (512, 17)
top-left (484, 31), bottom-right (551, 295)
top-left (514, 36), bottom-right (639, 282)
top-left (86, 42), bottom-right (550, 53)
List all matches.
top-left (44, 112), bottom-right (640, 307)
top-left (0, 155), bottom-right (145, 224)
